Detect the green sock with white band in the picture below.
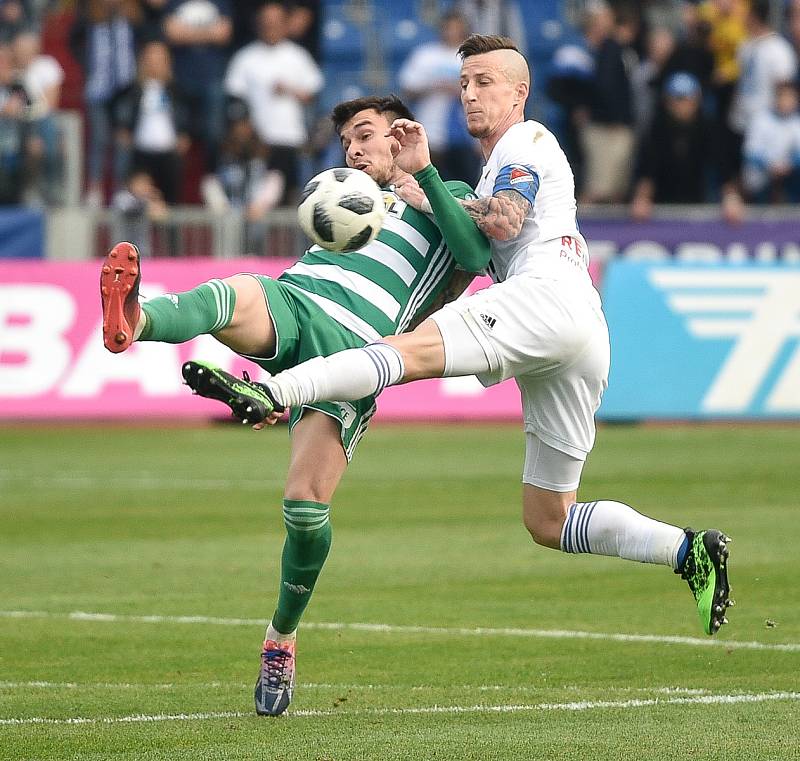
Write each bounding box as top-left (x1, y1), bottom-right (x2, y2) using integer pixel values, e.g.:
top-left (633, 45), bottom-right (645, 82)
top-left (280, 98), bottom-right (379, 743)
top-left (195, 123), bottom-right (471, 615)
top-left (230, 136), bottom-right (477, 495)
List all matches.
top-left (138, 279), bottom-right (236, 343)
top-left (272, 500), bottom-right (332, 635)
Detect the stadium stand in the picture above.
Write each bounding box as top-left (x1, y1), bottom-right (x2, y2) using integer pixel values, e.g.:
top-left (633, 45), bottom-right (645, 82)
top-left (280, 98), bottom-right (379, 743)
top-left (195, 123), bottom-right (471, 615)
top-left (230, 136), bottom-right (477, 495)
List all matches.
top-left (0, 0), bottom-right (798, 261)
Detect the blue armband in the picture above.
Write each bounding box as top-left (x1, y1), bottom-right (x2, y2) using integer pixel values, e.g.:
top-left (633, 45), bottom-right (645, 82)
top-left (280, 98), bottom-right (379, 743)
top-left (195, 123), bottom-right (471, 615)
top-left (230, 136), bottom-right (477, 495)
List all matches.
top-left (493, 164), bottom-right (540, 205)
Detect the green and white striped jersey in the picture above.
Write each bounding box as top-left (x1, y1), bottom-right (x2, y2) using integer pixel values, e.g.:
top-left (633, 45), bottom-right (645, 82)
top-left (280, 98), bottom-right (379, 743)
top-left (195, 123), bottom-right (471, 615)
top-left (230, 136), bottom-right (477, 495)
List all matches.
top-left (278, 181), bottom-right (476, 343)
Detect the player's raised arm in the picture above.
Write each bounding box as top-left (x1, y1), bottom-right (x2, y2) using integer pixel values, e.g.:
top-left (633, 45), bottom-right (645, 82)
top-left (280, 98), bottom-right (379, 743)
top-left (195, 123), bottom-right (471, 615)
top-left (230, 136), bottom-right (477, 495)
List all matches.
top-left (413, 165), bottom-right (492, 272)
top-left (459, 158), bottom-right (538, 242)
top-left (459, 190), bottom-right (530, 241)
top-left (388, 118), bottom-right (491, 272)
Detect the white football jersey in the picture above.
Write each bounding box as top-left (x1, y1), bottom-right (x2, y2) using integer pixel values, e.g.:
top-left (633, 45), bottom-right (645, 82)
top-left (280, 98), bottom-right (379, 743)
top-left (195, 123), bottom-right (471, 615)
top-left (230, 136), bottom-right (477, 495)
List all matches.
top-left (475, 120), bottom-right (587, 282)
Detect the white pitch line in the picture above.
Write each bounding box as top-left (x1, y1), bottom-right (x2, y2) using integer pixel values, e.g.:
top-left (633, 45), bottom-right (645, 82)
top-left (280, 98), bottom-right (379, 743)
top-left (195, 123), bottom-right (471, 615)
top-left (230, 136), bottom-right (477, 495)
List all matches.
top-left (0, 681), bottom-right (235, 691)
top-left (0, 472), bottom-right (420, 490)
top-left (2, 691), bottom-right (799, 726)
top-left (0, 474), bottom-right (286, 491)
top-left (1, 609), bottom-right (798, 653)
top-left (293, 691), bottom-right (800, 717)
top-left (0, 681), bottom-right (711, 696)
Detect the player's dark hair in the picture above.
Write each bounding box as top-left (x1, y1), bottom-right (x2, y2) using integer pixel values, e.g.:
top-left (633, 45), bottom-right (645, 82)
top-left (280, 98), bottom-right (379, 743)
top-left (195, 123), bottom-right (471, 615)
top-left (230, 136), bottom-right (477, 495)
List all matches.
top-left (331, 95), bottom-right (415, 135)
top-left (457, 33), bottom-right (521, 60)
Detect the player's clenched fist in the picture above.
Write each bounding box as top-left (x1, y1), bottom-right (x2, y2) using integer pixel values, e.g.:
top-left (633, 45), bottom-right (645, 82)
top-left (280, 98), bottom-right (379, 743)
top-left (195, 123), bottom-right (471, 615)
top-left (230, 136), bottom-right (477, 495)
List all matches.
top-left (385, 118), bottom-right (432, 174)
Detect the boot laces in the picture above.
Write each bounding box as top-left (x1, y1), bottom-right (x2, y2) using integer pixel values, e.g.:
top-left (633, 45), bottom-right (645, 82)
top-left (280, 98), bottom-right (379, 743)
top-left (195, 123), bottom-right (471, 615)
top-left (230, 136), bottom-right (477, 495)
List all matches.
top-left (262, 646), bottom-right (292, 687)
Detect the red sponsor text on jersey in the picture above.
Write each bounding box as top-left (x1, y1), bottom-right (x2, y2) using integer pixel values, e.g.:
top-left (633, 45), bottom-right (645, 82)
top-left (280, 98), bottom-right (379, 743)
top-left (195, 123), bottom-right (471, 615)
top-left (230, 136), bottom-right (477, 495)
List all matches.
top-left (561, 235), bottom-right (583, 256)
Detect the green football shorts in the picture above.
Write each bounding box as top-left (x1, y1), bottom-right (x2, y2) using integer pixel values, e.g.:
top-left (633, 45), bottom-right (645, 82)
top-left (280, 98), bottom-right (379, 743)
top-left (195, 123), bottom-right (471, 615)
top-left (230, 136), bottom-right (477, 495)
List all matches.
top-left (242, 275), bottom-right (377, 461)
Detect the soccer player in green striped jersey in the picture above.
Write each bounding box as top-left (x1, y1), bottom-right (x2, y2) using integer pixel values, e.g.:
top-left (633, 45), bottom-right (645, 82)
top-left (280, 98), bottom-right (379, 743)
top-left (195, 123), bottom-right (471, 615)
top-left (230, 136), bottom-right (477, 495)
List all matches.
top-left (99, 95), bottom-right (490, 716)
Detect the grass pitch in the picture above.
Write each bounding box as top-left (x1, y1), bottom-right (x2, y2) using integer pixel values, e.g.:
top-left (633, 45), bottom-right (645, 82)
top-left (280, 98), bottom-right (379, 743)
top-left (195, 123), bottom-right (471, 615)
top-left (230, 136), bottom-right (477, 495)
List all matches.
top-left (1, 422), bottom-right (799, 760)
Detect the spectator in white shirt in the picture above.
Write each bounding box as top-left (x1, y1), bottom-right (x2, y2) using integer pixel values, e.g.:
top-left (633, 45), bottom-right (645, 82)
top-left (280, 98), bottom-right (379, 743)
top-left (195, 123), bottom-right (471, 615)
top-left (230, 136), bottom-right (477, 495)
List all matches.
top-left (112, 40), bottom-right (192, 204)
top-left (224, 1), bottom-right (323, 203)
top-left (12, 31), bottom-right (63, 119)
top-left (398, 10), bottom-right (480, 184)
top-left (12, 30), bottom-right (64, 203)
top-left (725, 0), bottom-right (798, 182)
top-left (742, 80), bottom-right (800, 202)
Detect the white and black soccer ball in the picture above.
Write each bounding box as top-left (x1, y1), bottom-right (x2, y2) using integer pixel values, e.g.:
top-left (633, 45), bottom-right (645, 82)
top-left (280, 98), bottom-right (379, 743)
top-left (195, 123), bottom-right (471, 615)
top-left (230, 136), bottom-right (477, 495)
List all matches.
top-left (297, 168), bottom-right (386, 253)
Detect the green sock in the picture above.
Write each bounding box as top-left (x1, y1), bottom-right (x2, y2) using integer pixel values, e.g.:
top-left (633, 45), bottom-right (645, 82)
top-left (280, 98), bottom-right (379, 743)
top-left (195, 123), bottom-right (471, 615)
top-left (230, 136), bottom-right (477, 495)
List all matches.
top-left (139, 279), bottom-right (236, 343)
top-left (272, 500), bottom-right (332, 635)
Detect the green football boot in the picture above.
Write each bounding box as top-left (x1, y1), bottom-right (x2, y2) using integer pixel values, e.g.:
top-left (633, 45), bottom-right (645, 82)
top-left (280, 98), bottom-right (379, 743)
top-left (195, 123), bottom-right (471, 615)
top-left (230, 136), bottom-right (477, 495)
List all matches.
top-left (182, 360), bottom-right (284, 424)
top-left (677, 529), bottom-right (733, 635)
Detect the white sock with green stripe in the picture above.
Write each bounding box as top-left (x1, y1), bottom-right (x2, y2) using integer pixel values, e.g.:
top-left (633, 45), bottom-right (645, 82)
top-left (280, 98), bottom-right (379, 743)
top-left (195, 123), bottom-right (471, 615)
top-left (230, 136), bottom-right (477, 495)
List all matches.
top-left (138, 279), bottom-right (236, 343)
top-left (560, 500), bottom-right (686, 568)
top-left (266, 342), bottom-right (405, 408)
top-left (271, 500), bottom-right (332, 634)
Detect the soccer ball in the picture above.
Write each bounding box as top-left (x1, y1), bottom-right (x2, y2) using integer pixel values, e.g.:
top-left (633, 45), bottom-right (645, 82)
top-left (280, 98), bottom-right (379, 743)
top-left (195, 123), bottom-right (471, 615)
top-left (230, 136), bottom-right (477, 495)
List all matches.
top-left (297, 168), bottom-right (386, 252)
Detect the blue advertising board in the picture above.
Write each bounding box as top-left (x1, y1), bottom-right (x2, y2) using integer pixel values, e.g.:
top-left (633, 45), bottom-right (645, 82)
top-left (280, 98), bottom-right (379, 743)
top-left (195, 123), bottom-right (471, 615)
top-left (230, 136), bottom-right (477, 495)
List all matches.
top-left (600, 260), bottom-right (800, 419)
top-left (0, 208), bottom-right (44, 259)
top-left (581, 218), bottom-right (800, 262)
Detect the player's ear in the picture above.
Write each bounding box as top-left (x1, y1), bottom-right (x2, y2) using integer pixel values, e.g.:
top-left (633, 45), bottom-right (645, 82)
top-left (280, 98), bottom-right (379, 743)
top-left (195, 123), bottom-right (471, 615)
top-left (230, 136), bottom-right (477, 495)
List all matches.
top-left (514, 81), bottom-right (529, 105)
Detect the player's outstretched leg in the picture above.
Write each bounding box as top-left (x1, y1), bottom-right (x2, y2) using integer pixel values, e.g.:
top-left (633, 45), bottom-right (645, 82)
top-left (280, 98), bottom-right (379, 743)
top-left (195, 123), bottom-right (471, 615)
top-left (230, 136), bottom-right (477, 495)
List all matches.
top-left (182, 360), bottom-right (284, 424)
top-left (676, 529), bottom-right (733, 635)
top-left (555, 496), bottom-right (734, 636)
top-left (255, 626), bottom-right (297, 716)
top-left (101, 242), bottom-right (249, 352)
top-left (100, 242), bottom-right (141, 353)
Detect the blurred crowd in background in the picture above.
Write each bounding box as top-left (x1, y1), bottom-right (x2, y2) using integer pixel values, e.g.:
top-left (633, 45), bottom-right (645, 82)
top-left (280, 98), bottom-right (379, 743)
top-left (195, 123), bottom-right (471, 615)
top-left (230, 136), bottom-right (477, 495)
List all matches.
top-left (548, 0), bottom-right (800, 222)
top-left (1, 0), bottom-right (800, 229)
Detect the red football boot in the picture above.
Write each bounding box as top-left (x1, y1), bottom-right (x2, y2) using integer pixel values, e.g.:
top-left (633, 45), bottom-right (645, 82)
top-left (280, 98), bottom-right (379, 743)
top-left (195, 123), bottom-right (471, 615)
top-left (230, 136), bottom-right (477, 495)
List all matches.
top-left (100, 242), bottom-right (141, 353)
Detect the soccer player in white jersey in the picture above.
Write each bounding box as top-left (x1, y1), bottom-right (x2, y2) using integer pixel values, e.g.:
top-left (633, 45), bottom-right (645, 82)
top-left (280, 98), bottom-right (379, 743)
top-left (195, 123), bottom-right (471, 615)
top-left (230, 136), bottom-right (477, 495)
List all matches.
top-left (241, 35), bottom-right (734, 638)
top-left (100, 94), bottom-right (490, 717)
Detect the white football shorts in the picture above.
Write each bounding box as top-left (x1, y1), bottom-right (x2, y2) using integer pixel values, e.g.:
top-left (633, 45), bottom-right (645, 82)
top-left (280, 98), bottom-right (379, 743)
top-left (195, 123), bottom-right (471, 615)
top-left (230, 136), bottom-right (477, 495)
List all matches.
top-left (431, 265), bottom-right (610, 464)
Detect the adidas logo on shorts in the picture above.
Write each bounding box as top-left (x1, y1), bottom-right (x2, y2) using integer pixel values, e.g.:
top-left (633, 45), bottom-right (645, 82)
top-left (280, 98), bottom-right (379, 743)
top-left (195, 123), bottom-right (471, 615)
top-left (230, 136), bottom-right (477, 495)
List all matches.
top-left (479, 313), bottom-right (497, 329)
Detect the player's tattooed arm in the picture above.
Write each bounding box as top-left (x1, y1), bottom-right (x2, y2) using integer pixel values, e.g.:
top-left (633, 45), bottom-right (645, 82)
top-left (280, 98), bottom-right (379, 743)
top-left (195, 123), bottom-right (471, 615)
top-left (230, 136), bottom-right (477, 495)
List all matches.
top-left (460, 190), bottom-right (530, 241)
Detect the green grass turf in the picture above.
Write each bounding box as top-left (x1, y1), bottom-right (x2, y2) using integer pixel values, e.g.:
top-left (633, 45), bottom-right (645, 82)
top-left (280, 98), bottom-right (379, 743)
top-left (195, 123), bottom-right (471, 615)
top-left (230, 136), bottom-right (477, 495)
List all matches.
top-left (1, 422), bottom-right (799, 760)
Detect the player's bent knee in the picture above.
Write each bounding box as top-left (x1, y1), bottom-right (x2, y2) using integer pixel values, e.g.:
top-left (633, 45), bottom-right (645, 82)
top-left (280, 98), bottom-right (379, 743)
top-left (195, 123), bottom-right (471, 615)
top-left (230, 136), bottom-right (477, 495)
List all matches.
top-left (215, 274), bottom-right (276, 355)
top-left (283, 486), bottom-right (329, 505)
top-left (223, 275), bottom-right (265, 326)
top-left (522, 509), bottom-right (564, 548)
top-left (284, 467), bottom-right (341, 505)
top-left (521, 434), bottom-right (582, 548)
top-left (383, 320), bottom-right (446, 381)
top-left (522, 476), bottom-right (576, 549)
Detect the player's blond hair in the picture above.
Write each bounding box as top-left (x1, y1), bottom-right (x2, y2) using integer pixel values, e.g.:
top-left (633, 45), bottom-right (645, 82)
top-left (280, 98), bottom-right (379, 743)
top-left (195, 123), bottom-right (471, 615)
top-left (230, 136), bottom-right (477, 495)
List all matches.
top-left (457, 34), bottom-right (521, 60)
top-left (457, 34), bottom-right (530, 87)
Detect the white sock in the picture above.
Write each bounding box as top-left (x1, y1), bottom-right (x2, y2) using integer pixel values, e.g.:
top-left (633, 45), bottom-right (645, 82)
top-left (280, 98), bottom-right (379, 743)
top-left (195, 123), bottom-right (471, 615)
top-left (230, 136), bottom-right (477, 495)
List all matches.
top-left (133, 309), bottom-right (147, 341)
top-left (266, 342), bottom-right (405, 408)
top-left (560, 500), bottom-right (686, 568)
top-left (266, 622), bottom-right (296, 644)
